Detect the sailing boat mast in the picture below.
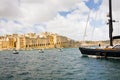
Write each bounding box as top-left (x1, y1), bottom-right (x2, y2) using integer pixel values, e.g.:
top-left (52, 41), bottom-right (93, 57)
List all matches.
top-left (109, 0), bottom-right (113, 46)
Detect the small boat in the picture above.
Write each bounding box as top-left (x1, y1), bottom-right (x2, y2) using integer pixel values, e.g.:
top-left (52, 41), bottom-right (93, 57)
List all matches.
top-left (13, 50), bottom-right (19, 54)
top-left (39, 49), bottom-right (44, 53)
top-left (79, 0), bottom-right (120, 59)
top-left (58, 48), bottom-right (63, 52)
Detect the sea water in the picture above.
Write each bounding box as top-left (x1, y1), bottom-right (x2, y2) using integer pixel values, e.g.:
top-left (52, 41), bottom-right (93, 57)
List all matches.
top-left (0, 48), bottom-right (120, 80)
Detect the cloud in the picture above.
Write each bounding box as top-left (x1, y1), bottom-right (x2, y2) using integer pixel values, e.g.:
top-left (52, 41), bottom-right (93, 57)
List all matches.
top-left (0, 0), bottom-right (120, 41)
top-left (19, 0), bottom-right (82, 23)
top-left (46, 2), bottom-right (91, 40)
top-left (0, 0), bottom-right (82, 23)
top-left (0, 20), bottom-right (45, 36)
top-left (45, 1), bottom-right (110, 41)
top-left (0, 0), bottom-right (22, 19)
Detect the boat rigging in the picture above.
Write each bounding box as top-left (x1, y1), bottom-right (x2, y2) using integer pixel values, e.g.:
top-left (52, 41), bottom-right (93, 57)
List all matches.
top-left (79, 0), bottom-right (120, 59)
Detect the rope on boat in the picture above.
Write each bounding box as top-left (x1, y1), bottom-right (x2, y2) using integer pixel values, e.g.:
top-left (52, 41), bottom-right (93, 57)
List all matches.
top-left (83, 9), bottom-right (91, 40)
top-left (91, 11), bottom-right (98, 40)
top-left (82, 1), bottom-right (99, 41)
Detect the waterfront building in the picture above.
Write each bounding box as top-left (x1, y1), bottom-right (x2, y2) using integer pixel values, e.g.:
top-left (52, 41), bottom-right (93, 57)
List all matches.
top-left (0, 32), bottom-right (75, 50)
top-left (0, 37), bottom-right (9, 50)
top-left (52, 34), bottom-right (75, 48)
top-left (16, 36), bottom-right (26, 50)
top-left (0, 36), bottom-right (15, 50)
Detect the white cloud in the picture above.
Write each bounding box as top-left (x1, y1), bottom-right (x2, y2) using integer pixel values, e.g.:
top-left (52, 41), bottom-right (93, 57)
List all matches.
top-left (0, 0), bottom-right (22, 19)
top-left (46, 2), bottom-right (91, 41)
top-left (0, 0), bottom-right (82, 23)
top-left (20, 0), bottom-right (82, 23)
top-left (0, 0), bottom-right (120, 41)
top-left (0, 20), bottom-right (45, 35)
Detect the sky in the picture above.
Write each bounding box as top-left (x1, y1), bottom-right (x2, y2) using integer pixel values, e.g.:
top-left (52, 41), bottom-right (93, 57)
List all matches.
top-left (0, 0), bottom-right (120, 41)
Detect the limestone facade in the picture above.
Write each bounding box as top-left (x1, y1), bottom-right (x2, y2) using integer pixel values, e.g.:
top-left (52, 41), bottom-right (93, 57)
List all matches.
top-left (0, 32), bottom-right (75, 50)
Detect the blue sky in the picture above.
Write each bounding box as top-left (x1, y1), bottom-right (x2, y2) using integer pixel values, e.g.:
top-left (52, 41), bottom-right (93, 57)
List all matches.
top-left (59, 11), bottom-right (72, 17)
top-left (0, 18), bottom-right (8, 23)
top-left (85, 0), bottom-right (103, 11)
top-left (59, 0), bottom-right (103, 17)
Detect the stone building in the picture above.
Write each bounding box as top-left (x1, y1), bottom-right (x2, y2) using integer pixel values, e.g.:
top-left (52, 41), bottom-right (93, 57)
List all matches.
top-left (0, 32), bottom-right (75, 50)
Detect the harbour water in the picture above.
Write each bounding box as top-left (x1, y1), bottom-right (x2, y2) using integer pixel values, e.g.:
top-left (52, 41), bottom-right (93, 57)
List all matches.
top-left (0, 48), bottom-right (120, 80)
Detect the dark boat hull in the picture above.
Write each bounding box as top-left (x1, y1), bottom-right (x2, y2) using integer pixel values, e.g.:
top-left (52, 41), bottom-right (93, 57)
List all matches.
top-left (79, 47), bottom-right (120, 59)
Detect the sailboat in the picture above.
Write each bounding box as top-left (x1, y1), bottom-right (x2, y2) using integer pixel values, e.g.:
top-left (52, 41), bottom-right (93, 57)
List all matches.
top-left (79, 0), bottom-right (120, 59)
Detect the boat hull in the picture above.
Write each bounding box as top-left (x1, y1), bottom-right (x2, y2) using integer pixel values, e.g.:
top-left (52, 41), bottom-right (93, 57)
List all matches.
top-left (79, 47), bottom-right (120, 59)
top-left (13, 52), bottom-right (19, 54)
top-left (13, 50), bottom-right (19, 54)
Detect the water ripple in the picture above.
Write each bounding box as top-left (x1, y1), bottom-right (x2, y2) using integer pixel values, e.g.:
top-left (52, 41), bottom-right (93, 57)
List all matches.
top-left (0, 48), bottom-right (120, 80)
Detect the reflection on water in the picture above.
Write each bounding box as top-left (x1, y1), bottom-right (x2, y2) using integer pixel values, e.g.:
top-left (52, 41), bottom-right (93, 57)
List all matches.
top-left (0, 48), bottom-right (120, 80)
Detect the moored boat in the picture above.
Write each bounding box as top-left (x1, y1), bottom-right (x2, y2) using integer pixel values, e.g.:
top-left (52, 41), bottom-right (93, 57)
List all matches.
top-left (13, 50), bottom-right (19, 54)
top-left (39, 49), bottom-right (44, 53)
top-left (79, 45), bottom-right (120, 59)
top-left (57, 47), bottom-right (63, 52)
